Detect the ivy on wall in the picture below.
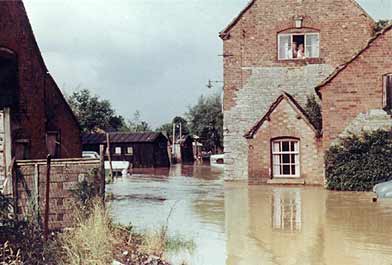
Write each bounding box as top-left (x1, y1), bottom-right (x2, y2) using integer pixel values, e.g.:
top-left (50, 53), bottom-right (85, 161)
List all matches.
top-left (325, 130), bottom-right (392, 191)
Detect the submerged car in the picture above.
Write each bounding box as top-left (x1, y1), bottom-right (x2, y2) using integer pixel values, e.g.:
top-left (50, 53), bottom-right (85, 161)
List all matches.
top-left (373, 180), bottom-right (392, 199)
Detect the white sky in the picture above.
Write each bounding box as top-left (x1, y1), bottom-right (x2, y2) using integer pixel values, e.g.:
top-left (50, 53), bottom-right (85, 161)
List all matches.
top-left (23, 0), bottom-right (391, 127)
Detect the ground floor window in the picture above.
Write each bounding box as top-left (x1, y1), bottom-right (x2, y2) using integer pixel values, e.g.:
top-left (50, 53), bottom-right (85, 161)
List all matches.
top-left (272, 139), bottom-right (300, 178)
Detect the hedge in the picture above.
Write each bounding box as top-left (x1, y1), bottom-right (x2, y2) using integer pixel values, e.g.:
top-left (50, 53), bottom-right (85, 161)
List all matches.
top-left (325, 130), bottom-right (392, 191)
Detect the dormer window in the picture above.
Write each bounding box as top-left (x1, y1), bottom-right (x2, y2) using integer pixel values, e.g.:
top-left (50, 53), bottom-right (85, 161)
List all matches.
top-left (278, 32), bottom-right (320, 60)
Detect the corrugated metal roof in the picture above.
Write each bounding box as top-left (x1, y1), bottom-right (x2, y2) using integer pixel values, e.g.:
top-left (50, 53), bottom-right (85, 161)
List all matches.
top-left (82, 132), bottom-right (163, 145)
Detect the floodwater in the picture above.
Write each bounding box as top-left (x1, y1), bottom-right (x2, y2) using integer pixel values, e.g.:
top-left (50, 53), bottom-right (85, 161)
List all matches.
top-left (107, 164), bottom-right (392, 265)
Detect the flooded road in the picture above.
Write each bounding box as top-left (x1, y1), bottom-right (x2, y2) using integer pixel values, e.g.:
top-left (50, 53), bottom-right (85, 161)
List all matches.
top-left (107, 164), bottom-right (392, 265)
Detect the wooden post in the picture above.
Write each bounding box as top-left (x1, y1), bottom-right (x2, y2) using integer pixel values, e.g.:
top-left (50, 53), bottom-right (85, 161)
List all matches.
top-left (44, 154), bottom-right (51, 241)
top-left (106, 133), bottom-right (113, 182)
top-left (99, 144), bottom-right (105, 201)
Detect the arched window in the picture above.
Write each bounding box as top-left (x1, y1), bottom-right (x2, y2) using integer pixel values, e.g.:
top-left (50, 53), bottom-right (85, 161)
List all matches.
top-left (272, 138), bottom-right (300, 178)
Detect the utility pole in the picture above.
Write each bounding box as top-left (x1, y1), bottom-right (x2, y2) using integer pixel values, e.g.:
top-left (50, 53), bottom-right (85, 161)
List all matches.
top-left (179, 122), bottom-right (182, 140)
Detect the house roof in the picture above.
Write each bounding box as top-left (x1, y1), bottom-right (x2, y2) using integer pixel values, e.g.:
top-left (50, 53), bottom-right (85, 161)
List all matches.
top-left (82, 132), bottom-right (164, 145)
top-left (244, 92), bottom-right (319, 139)
top-left (219, 0), bottom-right (255, 39)
top-left (315, 23), bottom-right (392, 95)
top-left (219, 0), bottom-right (374, 40)
top-left (10, 1), bottom-right (81, 128)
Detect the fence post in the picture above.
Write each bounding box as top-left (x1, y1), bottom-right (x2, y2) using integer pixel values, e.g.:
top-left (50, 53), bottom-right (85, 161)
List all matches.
top-left (44, 154), bottom-right (51, 241)
top-left (106, 133), bottom-right (113, 182)
top-left (99, 144), bottom-right (105, 202)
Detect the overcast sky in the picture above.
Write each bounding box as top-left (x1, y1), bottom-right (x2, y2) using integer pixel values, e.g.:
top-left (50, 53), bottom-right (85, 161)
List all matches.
top-left (23, 0), bottom-right (391, 128)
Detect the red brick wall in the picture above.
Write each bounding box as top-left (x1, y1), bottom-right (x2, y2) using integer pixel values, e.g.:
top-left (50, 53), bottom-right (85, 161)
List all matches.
top-left (15, 159), bottom-right (100, 230)
top-left (222, 0), bottom-right (375, 111)
top-left (320, 29), bottom-right (392, 149)
top-left (0, 1), bottom-right (81, 159)
top-left (247, 99), bottom-right (324, 185)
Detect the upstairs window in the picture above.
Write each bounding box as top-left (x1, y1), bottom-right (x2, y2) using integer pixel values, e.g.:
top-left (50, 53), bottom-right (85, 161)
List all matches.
top-left (383, 74), bottom-right (392, 110)
top-left (278, 33), bottom-right (320, 60)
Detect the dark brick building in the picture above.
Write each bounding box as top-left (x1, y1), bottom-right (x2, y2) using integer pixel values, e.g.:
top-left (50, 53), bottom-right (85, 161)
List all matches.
top-left (0, 1), bottom-right (81, 184)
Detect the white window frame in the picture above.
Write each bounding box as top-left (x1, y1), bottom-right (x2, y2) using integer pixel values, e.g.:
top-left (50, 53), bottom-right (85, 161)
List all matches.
top-left (383, 74), bottom-right (392, 110)
top-left (114, 147), bottom-right (122, 155)
top-left (126, 146), bottom-right (133, 155)
top-left (272, 139), bottom-right (300, 178)
top-left (278, 32), bottom-right (320, 60)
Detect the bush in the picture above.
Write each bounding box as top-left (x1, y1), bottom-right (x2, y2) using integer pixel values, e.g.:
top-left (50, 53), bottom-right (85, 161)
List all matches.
top-left (305, 94), bottom-right (322, 132)
top-left (326, 130), bottom-right (392, 191)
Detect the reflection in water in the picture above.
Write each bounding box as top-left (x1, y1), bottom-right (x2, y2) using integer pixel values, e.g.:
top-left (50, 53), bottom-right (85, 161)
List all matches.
top-left (272, 189), bottom-right (302, 231)
top-left (108, 164), bottom-right (392, 265)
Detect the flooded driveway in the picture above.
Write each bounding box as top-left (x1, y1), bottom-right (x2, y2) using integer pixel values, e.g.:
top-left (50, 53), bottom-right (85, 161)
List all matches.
top-left (107, 164), bottom-right (392, 265)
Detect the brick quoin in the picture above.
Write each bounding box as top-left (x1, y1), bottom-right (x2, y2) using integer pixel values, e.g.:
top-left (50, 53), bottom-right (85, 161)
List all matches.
top-left (0, 1), bottom-right (81, 159)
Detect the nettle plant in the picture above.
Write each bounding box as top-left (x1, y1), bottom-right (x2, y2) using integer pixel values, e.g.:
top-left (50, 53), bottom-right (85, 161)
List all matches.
top-left (325, 129), bottom-right (392, 191)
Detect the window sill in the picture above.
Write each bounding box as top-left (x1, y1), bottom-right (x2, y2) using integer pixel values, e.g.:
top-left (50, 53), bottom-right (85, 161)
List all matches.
top-left (267, 178), bottom-right (305, 185)
top-left (277, 58), bottom-right (324, 65)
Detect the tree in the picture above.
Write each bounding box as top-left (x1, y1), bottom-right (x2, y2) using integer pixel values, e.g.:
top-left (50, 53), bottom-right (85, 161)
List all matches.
top-left (127, 111), bottom-right (152, 133)
top-left (156, 116), bottom-right (190, 141)
top-left (186, 93), bottom-right (223, 153)
top-left (67, 89), bottom-right (127, 132)
top-left (156, 123), bottom-right (173, 139)
top-left (305, 94), bottom-right (322, 132)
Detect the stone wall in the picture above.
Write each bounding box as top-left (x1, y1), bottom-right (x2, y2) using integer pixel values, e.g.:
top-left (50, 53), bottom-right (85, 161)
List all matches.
top-left (247, 97), bottom-right (324, 185)
top-left (224, 65), bottom-right (332, 181)
top-left (14, 158), bottom-right (100, 230)
top-left (221, 0), bottom-right (374, 181)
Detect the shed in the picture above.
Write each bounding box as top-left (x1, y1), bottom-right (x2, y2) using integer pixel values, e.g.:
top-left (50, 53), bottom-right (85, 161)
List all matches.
top-left (82, 132), bottom-right (170, 168)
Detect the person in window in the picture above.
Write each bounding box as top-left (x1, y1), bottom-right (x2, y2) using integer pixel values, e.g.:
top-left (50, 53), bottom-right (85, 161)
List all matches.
top-left (288, 42), bottom-right (298, 59)
top-left (297, 44), bottom-right (305, 59)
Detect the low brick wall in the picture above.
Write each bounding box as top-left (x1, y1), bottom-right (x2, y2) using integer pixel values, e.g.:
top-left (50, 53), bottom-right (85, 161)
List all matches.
top-left (14, 158), bottom-right (101, 230)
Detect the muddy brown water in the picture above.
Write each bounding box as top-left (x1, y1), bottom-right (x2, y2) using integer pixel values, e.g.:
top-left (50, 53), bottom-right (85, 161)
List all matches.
top-left (107, 164), bottom-right (392, 265)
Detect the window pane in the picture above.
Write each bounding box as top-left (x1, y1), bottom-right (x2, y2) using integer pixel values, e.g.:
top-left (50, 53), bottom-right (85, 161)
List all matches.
top-left (273, 164), bottom-right (281, 176)
top-left (127, 147), bottom-right (133, 155)
top-left (291, 165), bottom-right (296, 175)
top-left (282, 154), bottom-right (290, 164)
top-left (291, 154), bottom-right (296, 164)
top-left (115, 147), bottom-right (121, 154)
top-left (294, 141), bottom-right (299, 152)
top-left (273, 142), bottom-right (281, 153)
top-left (279, 35), bottom-right (291, 59)
top-left (282, 142), bottom-right (290, 152)
top-left (305, 34), bottom-right (319, 58)
top-left (283, 165), bottom-right (291, 175)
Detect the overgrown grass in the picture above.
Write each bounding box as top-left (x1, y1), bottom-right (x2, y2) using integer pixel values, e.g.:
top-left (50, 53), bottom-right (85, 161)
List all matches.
top-left (59, 200), bottom-right (115, 265)
top-left (1, 179), bottom-right (195, 264)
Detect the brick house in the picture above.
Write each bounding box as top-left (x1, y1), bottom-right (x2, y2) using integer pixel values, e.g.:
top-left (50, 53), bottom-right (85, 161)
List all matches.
top-left (316, 24), bottom-right (392, 149)
top-left (220, 0), bottom-right (382, 184)
top-left (0, 1), bottom-right (82, 186)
